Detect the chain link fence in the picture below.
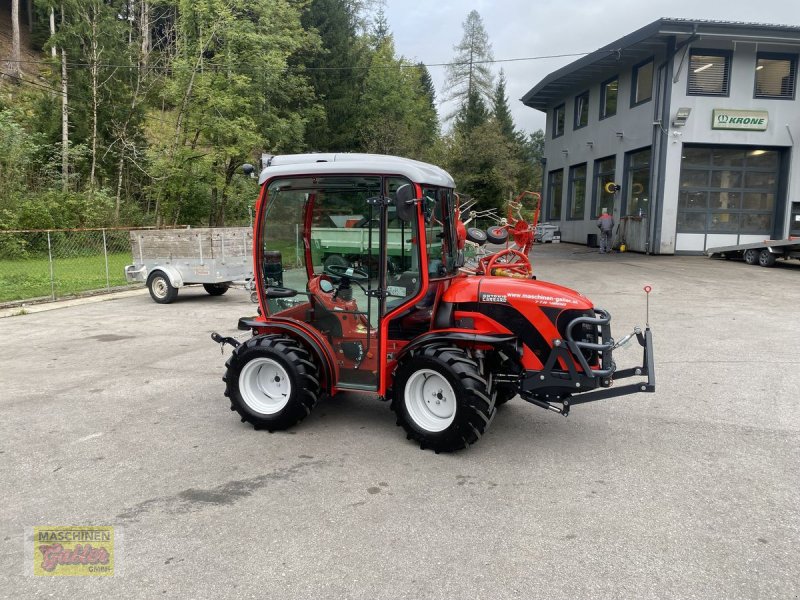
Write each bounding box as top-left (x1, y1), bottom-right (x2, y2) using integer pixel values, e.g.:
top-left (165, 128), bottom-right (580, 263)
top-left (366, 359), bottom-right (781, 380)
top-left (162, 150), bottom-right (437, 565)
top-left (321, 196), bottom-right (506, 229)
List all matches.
top-left (0, 228), bottom-right (145, 305)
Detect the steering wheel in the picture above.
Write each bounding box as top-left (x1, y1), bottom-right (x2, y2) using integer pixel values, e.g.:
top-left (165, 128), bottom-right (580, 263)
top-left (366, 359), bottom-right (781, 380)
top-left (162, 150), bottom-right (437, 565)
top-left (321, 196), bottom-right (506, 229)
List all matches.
top-left (481, 249), bottom-right (533, 277)
top-left (325, 263), bottom-right (370, 281)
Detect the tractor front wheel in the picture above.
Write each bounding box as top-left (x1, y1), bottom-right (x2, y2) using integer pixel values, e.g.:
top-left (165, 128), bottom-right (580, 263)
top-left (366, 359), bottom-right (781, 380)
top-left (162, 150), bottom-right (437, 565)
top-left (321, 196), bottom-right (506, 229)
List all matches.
top-left (391, 345), bottom-right (495, 452)
top-left (224, 335), bottom-right (320, 431)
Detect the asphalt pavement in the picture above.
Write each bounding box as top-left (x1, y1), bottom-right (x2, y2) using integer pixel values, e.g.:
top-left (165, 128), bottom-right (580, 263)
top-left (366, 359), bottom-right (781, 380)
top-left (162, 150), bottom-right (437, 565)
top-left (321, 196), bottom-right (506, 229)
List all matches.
top-left (1, 243), bottom-right (798, 599)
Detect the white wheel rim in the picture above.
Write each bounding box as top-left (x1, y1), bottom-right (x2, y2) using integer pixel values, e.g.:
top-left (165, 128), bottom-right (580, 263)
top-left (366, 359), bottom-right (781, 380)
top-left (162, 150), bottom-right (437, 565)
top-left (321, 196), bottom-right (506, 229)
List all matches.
top-left (152, 277), bottom-right (168, 298)
top-left (239, 358), bottom-right (291, 415)
top-left (404, 369), bottom-right (457, 433)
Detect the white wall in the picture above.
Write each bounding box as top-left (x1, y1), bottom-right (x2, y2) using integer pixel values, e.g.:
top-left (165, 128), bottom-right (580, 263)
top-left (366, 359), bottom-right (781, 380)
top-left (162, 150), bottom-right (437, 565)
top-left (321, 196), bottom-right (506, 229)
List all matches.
top-left (543, 48), bottom-right (668, 245)
top-left (661, 41), bottom-right (799, 253)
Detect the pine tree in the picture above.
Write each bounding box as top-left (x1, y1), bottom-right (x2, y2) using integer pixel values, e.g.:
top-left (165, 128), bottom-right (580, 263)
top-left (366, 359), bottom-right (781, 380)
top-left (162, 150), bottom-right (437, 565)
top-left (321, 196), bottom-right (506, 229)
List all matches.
top-left (443, 9), bottom-right (493, 130)
top-left (302, 0), bottom-right (367, 152)
top-left (492, 70), bottom-right (517, 142)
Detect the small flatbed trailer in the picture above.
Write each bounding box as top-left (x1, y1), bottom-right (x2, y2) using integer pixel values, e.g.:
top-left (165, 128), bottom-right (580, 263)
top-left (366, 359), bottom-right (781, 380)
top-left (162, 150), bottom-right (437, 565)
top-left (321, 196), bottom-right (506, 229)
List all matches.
top-left (706, 238), bottom-right (800, 268)
top-left (125, 227), bottom-right (254, 303)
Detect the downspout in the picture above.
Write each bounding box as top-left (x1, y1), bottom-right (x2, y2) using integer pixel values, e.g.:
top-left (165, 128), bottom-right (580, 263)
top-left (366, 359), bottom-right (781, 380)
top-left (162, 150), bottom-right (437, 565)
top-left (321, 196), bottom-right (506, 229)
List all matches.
top-left (651, 35), bottom-right (677, 255)
top-left (785, 124), bottom-right (794, 238)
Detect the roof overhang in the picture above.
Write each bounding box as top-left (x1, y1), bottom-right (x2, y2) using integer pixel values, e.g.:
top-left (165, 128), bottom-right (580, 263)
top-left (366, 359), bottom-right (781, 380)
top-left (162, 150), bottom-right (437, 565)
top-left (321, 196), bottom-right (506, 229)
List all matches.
top-left (259, 153), bottom-right (456, 188)
top-left (521, 18), bottom-right (800, 112)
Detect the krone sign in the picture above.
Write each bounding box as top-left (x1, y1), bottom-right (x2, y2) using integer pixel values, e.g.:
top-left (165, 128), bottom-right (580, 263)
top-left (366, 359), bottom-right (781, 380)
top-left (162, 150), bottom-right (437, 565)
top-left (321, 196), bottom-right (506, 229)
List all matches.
top-left (712, 109), bottom-right (769, 131)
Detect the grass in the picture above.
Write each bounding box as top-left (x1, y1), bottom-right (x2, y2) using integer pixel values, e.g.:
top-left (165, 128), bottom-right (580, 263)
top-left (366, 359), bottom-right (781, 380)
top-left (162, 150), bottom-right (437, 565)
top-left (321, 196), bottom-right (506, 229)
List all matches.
top-left (0, 253), bottom-right (134, 303)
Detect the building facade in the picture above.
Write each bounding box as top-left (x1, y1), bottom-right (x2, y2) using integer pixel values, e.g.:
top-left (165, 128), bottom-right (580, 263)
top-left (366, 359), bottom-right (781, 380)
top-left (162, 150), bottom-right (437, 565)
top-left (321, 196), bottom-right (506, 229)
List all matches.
top-left (522, 19), bottom-right (800, 254)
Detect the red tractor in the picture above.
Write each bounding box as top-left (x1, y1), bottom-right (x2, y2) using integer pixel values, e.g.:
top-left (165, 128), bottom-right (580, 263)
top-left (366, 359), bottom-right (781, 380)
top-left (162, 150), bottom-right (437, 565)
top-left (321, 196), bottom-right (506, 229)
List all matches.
top-left (212, 154), bottom-right (655, 452)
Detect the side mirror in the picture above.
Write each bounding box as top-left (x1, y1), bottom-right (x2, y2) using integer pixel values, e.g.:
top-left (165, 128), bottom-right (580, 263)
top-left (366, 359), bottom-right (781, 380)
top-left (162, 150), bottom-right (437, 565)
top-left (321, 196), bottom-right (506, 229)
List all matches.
top-left (242, 163), bottom-right (255, 177)
top-left (395, 184), bottom-right (416, 222)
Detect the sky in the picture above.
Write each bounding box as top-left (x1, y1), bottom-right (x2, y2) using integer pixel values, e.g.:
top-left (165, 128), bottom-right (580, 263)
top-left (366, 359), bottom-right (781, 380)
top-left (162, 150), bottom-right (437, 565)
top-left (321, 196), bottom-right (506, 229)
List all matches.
top-left (384, 0), bottom-right (800, 136)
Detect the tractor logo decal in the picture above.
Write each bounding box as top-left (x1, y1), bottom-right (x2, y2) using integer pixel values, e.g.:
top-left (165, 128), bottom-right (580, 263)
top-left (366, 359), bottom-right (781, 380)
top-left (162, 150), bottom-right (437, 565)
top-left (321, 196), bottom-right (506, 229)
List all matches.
top-left (480, 293), bottom-right (507, 303)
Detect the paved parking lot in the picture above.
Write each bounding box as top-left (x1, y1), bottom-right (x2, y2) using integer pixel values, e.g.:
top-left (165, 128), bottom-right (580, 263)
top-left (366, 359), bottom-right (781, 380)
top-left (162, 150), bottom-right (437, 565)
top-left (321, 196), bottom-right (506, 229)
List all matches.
top-left (1, 243), bottom-right (798, 599)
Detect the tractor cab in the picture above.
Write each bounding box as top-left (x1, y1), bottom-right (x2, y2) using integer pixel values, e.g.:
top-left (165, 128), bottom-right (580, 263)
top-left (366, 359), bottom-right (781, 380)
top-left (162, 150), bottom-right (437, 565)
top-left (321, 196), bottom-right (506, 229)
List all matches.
top-left (250, 154), bottom-right (461, 392)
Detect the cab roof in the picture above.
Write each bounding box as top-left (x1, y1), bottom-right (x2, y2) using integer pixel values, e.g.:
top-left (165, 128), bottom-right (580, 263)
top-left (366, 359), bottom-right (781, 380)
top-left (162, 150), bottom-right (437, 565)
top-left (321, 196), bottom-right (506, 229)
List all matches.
top-left (258, 153), bottom-right (456, 188)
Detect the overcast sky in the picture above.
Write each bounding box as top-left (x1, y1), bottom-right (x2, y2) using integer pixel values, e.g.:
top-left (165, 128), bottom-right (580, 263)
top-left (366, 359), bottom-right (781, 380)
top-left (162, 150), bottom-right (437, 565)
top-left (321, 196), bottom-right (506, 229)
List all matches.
top-left (384, 0), bottom-right (800, 135)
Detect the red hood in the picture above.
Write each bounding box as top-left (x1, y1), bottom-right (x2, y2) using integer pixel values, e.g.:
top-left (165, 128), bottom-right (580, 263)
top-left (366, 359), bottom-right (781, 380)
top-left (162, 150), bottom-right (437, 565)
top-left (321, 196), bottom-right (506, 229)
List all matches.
top-left (443, 276), bottom-right (594, 311)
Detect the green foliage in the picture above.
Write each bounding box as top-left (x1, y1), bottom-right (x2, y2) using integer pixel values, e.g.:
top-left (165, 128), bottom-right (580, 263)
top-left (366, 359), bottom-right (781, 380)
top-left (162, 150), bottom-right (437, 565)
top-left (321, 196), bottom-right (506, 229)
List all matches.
top-left (445, 118), bottom-right (525, 213)
top-left (356, 40), bottom-right (439, 160)
top-left (302, 0), bottom-right (366, 152)
top-left (5, 1), bottom-right (539, 232)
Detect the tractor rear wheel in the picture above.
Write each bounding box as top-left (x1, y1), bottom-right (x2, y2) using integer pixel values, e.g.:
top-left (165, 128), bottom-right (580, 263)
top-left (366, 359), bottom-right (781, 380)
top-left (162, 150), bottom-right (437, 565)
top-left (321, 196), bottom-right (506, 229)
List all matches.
top-left (224, 335), bottom-right (320, 431)
top-left (391, 345), bottom-right (495, 452)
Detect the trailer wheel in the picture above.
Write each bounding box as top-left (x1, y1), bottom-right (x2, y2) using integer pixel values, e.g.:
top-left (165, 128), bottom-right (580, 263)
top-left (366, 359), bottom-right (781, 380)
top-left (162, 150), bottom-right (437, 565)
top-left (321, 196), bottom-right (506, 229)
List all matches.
top-left (743, 248), bottom-right (759, 265)
top-left (203, 283), bottom-right (229, 296)
top-left (224, 335), bottom-right (320, 431)
top-left (147, 270), bottom-right (178, 304)
top-left (391, 345), bottom-right (495, 452)
top-left (758, 248), bottom-right (777, 267)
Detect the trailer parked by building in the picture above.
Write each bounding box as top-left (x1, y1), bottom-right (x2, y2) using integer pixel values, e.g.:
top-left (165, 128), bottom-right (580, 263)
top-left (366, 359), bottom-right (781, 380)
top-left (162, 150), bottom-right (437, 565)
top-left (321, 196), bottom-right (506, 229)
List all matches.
top-left (707, 238), bottom-right (800, 267)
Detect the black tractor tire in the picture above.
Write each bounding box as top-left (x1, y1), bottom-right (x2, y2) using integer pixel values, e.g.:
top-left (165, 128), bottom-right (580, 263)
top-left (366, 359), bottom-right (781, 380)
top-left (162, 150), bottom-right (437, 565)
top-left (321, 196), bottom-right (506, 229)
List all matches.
top-left (147, 270), bottom-right (178, 304)
top-left (743, 248), bottom-right (759, 265)
top-left (486, 226), bottom-right (509, 244)
top-left (466, 227), bottom-right (487, 245)
top-left (203, 283), bottom-right (230, 296)
top-left (224, 335), bottom-right (320, 431)
top-left (391, 345), bottom-right (495, 452)
top-left (494, 384), bottom-right (517, 407)
top-left (758, 248), bottom-right (777, 267)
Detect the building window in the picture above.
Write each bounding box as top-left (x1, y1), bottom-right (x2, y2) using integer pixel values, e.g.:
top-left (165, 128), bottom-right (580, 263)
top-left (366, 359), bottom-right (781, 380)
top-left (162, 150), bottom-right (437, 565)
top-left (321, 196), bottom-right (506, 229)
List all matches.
top-left (574, 91), bottom-right (589, 129)
top-left (547, 169), bottom-right (564, 220)
top-left (593, 156), bottom-right (616, 216)
top-left (600, 77), bottom-right (618, 119)
top-left (631, 58), bottom-right (653, 106)
top-left (553, 104), bottom-right (565, 138)
top-left (677, 146), bottom-right (779, 235)
top-left (568, 164), bottom-right (587, 220)
top-left (688, 51), bottom-right (731, 96)
top-left (625, 148), bottom-right (651, 216)
top-left (755, 53), bottom-right (797, 99)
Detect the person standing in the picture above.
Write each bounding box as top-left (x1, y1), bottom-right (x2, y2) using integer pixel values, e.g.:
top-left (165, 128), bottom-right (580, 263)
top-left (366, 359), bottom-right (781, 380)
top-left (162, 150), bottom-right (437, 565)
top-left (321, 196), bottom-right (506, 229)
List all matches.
top-left (597, 208), bottom-right (614, 254)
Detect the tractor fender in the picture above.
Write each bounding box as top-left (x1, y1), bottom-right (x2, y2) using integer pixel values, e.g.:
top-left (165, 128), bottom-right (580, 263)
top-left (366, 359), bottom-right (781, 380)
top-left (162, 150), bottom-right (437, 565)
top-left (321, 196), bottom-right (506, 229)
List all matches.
top-left (148, 265), bottom-right (184, 288)
top-left (237, 317), bottom-right (335, 394)
top-left (395, 330), bottom-right (521, 364)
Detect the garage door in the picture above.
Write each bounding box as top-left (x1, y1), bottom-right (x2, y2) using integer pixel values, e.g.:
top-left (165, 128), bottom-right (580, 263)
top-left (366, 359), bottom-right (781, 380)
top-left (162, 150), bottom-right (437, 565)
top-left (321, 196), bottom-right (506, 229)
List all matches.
top-left (676, 146), bottom-right (780, 252)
